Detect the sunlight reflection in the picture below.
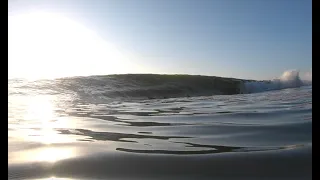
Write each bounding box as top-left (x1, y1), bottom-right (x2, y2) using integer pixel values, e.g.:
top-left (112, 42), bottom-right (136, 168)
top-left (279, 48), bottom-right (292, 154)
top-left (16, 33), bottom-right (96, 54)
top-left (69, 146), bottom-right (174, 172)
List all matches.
top-left (25, 96), bottom-right (55, 121)
top-left (35, 147), bottom-right (74, 163)
top-left (9, 146), bottom-right (76, 164)
top-left (22, 96), bottom-right (73, 144)
top-left (34, 177), bottom-right (74, 180)
top-left (24, 96), bottom-right (56, 144)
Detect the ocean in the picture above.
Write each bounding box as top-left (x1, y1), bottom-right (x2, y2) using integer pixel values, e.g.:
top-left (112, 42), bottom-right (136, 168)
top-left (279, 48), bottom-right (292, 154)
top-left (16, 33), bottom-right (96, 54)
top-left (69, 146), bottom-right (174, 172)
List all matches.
top-left (8, 74), bottom-right (312, 180)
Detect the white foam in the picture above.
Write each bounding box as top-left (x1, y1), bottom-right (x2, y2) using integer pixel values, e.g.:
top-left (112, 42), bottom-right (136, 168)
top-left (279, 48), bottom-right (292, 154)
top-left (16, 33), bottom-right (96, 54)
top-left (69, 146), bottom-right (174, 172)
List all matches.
top-left (244, 69), bottom-right (312, 93)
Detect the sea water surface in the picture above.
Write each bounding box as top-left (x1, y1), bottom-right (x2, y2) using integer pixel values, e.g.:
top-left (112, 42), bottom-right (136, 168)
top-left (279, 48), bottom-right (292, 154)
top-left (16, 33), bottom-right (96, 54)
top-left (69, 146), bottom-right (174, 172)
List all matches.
top-left (8, 75), bottom-right (312, 180)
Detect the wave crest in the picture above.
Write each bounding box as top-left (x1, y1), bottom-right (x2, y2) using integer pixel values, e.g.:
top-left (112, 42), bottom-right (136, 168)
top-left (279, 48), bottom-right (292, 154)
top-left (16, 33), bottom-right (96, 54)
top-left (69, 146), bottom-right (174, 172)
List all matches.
top-left (244, 70), bottom-right (312, 93)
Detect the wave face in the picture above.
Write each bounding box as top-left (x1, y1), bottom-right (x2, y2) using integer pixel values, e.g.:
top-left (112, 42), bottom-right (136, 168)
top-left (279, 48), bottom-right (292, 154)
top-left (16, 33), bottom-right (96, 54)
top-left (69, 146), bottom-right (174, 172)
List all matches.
top-left (9, 71), bottom-right (312, 100)
top-left (9, 74), bottom-right (247, 100)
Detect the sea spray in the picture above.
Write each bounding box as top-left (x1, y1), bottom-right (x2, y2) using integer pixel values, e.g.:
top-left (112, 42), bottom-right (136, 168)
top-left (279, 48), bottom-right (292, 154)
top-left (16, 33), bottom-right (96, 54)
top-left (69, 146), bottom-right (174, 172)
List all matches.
top-left (244, 70), bottom-right (311, 93)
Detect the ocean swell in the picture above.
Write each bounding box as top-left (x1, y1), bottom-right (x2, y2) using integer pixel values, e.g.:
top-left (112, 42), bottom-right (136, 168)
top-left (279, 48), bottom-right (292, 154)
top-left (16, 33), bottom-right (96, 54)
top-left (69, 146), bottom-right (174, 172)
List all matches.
top-left (8, 70), bottom-right (312, 100)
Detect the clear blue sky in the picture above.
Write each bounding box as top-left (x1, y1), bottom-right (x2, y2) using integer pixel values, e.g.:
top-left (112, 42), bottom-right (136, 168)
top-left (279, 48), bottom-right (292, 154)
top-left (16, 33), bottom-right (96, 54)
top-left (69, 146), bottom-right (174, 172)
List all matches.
top-left (8, 0), bottom-right (312, 80)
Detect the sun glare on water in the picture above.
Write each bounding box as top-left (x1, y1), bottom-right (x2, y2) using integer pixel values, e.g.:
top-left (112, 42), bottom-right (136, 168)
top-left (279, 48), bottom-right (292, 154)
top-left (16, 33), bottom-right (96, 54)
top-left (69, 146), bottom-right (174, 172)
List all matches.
top-left (9, 95), bottom-right (78, 163)
top-left (8, 11), bottom-right (140, 80)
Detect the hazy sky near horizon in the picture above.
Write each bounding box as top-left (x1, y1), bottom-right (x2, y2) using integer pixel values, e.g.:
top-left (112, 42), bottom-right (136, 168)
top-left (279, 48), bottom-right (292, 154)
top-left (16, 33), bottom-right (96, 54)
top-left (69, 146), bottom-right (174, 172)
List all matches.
top-left (8, 0), bottom-right (312, 80)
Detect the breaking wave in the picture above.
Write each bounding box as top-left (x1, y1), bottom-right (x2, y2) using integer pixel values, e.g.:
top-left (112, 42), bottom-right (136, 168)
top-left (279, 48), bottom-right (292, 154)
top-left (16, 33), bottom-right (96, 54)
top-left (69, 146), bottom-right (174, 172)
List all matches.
top-left (244, 70), bottom-right (312, 93)
top-left (9, 70), bottom-right (312, 100)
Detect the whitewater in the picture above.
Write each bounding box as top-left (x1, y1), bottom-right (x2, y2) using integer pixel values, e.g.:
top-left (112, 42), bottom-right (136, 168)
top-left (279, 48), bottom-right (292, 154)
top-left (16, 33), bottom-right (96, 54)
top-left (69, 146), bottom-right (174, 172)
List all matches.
top-left (8, 70), bottom-right (312, 180)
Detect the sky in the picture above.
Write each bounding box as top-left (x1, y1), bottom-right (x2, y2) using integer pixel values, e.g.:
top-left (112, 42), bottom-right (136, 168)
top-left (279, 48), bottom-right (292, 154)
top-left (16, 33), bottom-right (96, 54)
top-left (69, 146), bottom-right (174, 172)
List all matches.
top-left (8, 0), bottom-right (312, 80)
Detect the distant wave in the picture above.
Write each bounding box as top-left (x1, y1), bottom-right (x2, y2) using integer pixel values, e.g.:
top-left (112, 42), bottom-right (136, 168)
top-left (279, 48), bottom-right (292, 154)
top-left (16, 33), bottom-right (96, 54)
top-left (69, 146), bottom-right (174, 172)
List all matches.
top-left (56, 74), bottom-right (246, 99)
top-left (9, 70), bottom-right (312, 99)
